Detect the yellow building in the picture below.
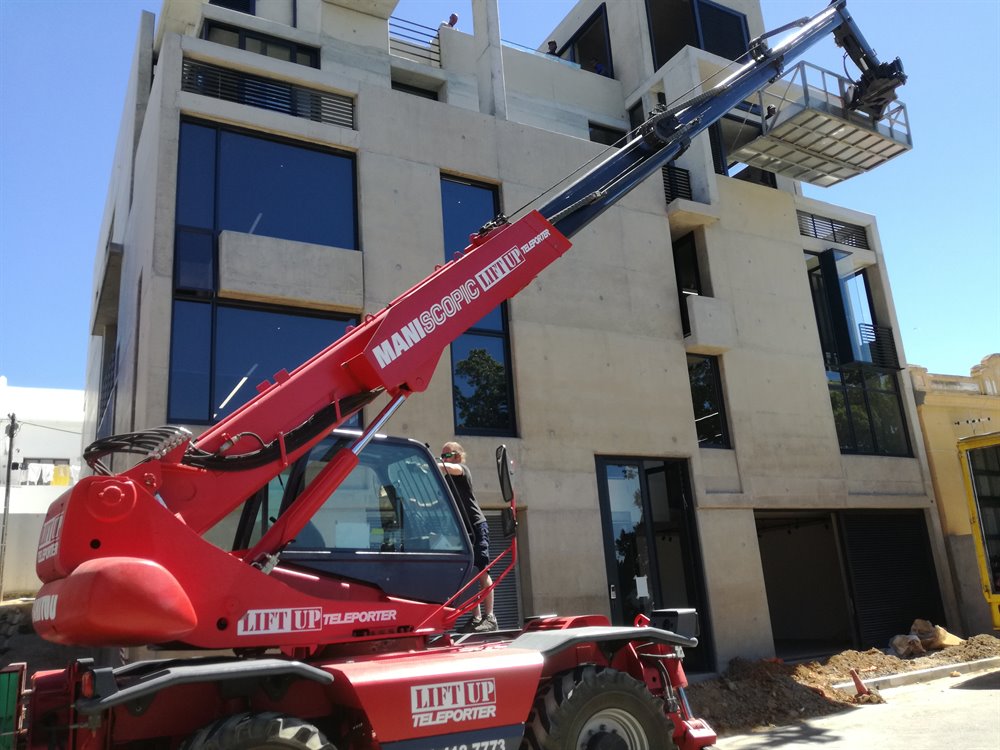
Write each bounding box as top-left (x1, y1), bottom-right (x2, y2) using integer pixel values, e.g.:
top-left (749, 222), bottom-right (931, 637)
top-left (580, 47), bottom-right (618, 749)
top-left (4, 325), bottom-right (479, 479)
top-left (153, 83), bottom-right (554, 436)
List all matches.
top-left (910, 354), bottom-right (1000, 634)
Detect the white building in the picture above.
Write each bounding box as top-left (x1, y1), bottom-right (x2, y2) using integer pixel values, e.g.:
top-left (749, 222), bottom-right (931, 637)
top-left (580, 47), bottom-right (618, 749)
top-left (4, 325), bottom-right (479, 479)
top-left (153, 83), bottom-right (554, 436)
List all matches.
top-left (0, 376), bottom-right (83, 594)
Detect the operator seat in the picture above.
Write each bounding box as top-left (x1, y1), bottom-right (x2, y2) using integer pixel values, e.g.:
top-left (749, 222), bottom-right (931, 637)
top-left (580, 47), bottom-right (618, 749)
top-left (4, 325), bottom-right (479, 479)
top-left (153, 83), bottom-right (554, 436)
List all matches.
top-left (300, 464), bottom-right (382, 549)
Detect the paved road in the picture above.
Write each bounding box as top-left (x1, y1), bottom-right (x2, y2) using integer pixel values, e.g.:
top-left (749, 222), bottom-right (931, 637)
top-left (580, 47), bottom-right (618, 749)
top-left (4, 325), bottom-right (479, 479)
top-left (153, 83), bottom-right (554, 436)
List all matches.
top-left (714, 668), bottom-right (1000, 750)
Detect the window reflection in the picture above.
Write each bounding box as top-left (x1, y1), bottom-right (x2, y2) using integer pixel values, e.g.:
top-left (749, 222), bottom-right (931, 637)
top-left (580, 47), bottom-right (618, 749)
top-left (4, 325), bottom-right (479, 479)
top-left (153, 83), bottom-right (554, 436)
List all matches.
top-left (218, 131), bottom-right (356, 248)
top-left (440, 176), bottom-right (516, 435)
top-left (687, 354), bottom-right (730, 448)
top-left (170, 120), bottom-right (359, 425)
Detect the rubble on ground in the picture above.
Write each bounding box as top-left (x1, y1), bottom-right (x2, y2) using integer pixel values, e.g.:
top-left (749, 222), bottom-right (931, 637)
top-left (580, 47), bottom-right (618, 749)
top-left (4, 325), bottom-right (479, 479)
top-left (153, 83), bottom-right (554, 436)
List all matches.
top-left (685, 634), bottom-right (1000, 735)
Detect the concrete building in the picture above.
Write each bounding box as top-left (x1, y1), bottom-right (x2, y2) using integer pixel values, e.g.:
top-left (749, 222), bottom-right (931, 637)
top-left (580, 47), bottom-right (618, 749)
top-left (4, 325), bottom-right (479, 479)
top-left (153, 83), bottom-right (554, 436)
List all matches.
top-left (85, 0), bottom-right (946, 670)
top-left (0, 376), bottom-right (84, 595)
top-left (910, 354), bottom-right (1000, 635)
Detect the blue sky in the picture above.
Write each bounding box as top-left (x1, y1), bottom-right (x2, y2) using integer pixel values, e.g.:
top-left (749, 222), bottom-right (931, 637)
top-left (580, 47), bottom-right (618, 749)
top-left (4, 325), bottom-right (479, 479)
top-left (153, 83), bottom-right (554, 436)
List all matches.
top-left (1, 0), bottom-right (997, 390)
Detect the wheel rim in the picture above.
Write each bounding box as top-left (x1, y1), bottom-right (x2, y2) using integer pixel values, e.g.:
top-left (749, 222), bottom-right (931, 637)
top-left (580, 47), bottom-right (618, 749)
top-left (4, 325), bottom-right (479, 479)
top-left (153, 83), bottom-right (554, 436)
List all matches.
top-left (578, 707), bottom-right (649, 750)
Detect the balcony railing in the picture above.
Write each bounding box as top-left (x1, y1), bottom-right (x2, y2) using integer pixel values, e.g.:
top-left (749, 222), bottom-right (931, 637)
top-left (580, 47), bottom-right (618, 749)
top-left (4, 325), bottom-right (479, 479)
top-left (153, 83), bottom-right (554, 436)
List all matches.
top-left (797, 210), bottom-right (870, 250)
top-left (181, 59), bottom-right (355, 128)
top-left (388, 16), bottom-right (441, 66)
top-left (859, 323), bottom-right (900, 369)
top-left (662, 165), bottom-right (692, 203)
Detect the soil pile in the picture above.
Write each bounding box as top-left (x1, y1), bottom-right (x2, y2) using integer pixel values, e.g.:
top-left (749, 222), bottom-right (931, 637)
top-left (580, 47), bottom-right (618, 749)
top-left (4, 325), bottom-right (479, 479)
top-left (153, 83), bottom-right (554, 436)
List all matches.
top-left (685, 634), bottom-right (1000, 735)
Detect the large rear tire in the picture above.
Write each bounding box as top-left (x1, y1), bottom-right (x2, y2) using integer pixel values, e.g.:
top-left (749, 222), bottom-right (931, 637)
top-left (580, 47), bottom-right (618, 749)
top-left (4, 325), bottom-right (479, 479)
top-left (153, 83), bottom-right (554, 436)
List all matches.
top-left (182, 712), bottom-right (336, 750)
top-left (522, 666), bottom-right (677, 750)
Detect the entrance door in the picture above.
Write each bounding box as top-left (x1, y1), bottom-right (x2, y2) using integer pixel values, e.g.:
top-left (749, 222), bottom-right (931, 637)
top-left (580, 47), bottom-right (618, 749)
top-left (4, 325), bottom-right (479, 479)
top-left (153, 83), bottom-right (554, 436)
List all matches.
top-left (596, 457), bottom-right (711, 668)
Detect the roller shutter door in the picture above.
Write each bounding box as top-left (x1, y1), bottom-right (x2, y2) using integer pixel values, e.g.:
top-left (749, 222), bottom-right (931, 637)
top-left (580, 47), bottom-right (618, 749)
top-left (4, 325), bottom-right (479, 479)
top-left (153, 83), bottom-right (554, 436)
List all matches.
top-left (839, 510), bottom-right (944, 648)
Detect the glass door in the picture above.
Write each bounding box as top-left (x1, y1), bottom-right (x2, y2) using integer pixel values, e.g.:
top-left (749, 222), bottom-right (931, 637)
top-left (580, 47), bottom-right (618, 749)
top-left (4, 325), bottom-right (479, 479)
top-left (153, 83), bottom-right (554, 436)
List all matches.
top-left (596, 457), bottom-right (712, 669)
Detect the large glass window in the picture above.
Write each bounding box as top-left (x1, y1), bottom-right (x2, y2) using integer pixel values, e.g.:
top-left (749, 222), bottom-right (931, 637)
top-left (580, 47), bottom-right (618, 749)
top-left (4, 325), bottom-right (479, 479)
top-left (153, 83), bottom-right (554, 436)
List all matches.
top-left (440, 177), bottom-right (517, 436)
top-left (169, 121), bottom-right (359, 424)
top-left (209, 0), bottom-right (255, 15)
top-left (687, 354), bottom-right (730, 448)
top-left (804, 252), bottom-right (908, 456)
top-left (205, 21), bottom-right (318, 68)
top-left (168, 302), bottom-right (355, 423)
top-left (646, 0), bottom-right (748, 70)
top-left (826, 366), bottom-right (909, 457)
top-left (217, 131), bottom-right (356, 247)
top-left (560, 4), bottom-right (614, 77)
top-left (672, 232), bottom-right (702, 336)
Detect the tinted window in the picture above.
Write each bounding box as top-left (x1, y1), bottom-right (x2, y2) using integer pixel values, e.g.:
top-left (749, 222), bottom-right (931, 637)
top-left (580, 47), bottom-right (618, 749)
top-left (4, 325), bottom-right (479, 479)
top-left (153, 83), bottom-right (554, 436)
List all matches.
top-left (205, 21), bottom-right (319, 68)
top-left (826, 366), bottom-right (909, 456)
top-left (565, 4), bottom-right (614, 77)
top-left (673, 232), bottom-right (701, 336)
top-left (687, 354), bottom-right (730, 448)
top-left (452, 334), bottom-right (513, 432)
top-left (589, 123), bottom-right (627, 146)
top-left (168, 301), bottom-right (212, 422)
top-left (440, 177), bottom-right (516, 435)
top-left (212, 306), bottom-right (353, 420)
top-left (696, 0), bottom-right (749, 61)
top-left (218, 131), bottom-right (356, 248)
top-left (177, 123), bottom-right (216, 230)
top-left (175, 230), bottom-right (214, 291)
top-left (210, 0), bottom-right (255, 13)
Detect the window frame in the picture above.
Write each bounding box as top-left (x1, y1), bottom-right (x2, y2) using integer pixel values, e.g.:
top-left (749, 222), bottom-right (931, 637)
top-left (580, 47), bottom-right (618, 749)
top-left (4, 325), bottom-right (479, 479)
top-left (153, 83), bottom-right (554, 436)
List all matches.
top-left (209, 0), bottom-right (256, 17)
top-left (693, 0), bottom-right (750, 62)
top-left (687, 354), bottom-right (731, 449)
top-left (588, 122), bottom-right (627, 147)
top-left (169, 119), bottom-right (360, 425)
top-left (203, 20), bottom-right (319, 68)
top-left (560, 3), bottom-right (615, 78)
top-left (826, 364), bottom-right (911, 457)
top-left (672, 232), bottom-right (702, 337)
top-left (439, 175), bottom-right (518, 438)
top-left (167, 297), bottom-right (359, 425)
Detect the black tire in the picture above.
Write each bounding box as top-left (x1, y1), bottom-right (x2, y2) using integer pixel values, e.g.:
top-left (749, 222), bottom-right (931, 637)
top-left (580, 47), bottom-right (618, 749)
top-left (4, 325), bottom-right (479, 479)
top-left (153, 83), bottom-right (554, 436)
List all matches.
top-left (182, 712), bottom-right (337, 750)
top-left (522, 666), bottom-right (677, 750)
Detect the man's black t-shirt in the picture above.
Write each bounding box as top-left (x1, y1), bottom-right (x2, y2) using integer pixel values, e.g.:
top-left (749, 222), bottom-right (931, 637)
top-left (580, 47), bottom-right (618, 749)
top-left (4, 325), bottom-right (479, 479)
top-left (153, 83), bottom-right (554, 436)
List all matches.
top-left (450, 464), bottom-right (487, 531)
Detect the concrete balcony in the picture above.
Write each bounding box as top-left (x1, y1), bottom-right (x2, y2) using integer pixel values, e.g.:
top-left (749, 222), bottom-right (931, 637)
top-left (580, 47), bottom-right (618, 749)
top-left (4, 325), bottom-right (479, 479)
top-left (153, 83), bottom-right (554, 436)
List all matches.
top-left (684, 295), bottom-right (736, 355)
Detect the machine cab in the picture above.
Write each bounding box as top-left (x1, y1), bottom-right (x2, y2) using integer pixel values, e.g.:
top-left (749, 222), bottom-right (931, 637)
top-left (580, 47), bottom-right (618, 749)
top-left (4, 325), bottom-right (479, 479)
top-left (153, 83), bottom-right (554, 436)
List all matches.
top-left (225, 431), bottom-right (477, 603)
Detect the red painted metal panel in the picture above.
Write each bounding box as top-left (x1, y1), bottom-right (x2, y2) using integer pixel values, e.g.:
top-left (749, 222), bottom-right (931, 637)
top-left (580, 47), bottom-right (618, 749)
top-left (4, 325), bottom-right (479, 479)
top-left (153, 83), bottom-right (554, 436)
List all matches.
top-left (327, 646), bottom-right (544, 742)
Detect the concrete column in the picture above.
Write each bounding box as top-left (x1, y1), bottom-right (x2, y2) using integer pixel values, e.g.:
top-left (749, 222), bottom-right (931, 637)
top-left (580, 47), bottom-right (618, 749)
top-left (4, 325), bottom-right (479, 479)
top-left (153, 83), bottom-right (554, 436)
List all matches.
top-left (471, 0), bottom-right (507, 119)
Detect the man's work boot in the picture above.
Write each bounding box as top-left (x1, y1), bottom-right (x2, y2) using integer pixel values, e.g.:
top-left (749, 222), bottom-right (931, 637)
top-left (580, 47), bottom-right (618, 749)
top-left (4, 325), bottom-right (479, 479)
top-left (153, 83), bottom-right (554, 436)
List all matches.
top-left (474, 614), bottom-right (498, 632)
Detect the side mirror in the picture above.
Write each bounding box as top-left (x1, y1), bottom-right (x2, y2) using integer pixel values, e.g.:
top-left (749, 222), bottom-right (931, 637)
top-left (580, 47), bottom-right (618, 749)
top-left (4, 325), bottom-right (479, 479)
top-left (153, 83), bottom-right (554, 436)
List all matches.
top-left (496, 445), bottom-right (517, 539)
top-left (496, 445), bottom-right (514, 504)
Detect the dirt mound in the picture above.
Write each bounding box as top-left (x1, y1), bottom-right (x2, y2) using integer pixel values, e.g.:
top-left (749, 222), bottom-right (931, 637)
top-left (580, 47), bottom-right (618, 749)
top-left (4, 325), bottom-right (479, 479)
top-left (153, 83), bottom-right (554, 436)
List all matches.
top-left (686, 634), bottom-right (1000, 735)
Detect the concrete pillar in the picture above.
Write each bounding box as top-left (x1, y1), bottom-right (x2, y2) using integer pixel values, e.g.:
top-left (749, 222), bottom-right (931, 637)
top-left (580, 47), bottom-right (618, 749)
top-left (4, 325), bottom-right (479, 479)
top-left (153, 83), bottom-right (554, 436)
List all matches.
top-left (471, 0), bottom-right (507, 119)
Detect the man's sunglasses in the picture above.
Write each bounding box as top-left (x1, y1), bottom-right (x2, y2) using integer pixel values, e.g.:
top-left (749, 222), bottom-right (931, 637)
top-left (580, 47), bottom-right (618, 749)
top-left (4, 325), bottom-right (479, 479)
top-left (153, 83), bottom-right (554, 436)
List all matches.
top-left (440, 452), bottom-right (458, 459)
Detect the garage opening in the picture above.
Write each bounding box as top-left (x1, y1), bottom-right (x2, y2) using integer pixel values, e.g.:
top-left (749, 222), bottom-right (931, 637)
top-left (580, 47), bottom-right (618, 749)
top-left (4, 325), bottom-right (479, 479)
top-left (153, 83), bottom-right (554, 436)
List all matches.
top-left (756, 511), bottom-right (853, 660)
top-left (756, 509), bottom-right (946, 660)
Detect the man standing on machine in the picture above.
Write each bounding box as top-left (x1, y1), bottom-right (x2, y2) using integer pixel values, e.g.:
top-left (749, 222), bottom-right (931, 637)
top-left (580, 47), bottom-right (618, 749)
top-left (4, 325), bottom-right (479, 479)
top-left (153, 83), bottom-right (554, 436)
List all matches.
top-left (439, 441), bottom-right (497, 632)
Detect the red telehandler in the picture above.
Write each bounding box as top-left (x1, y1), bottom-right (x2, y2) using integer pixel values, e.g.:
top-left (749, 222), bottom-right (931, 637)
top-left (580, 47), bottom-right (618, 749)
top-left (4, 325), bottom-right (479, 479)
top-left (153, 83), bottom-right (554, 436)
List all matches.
top-left (1, 2), bottom-right (906, 748)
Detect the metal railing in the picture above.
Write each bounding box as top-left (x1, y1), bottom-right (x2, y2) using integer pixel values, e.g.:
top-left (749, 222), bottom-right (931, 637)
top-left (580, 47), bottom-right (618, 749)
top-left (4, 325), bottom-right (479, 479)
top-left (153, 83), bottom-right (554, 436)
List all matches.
top-left (859, 323), bottom-right (900, 369)
top-left (181, 59), bottom-right (355, 128)
top-left (388, 16), bottom-right (441, 66)
top-left (96, 346), bottom-right (117, 440)
top-left (662, 165), bottom-right (692, 203)
top-left (797, 210), bottom-right (870, 249)
top-left (757, 60), bottom-right (912, 148)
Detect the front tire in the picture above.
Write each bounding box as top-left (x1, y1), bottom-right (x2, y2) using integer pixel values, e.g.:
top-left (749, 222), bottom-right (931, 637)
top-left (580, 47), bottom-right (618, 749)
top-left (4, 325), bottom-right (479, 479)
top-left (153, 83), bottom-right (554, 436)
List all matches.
top-left (522, 666), bottom-right (676, 750)
top-left (182, 712), bottom-right (336, 750)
